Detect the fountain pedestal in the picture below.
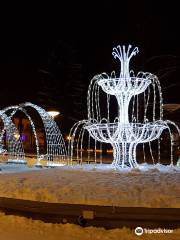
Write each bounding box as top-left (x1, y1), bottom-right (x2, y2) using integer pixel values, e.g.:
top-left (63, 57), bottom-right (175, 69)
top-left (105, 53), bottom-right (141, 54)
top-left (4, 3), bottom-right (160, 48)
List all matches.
top-left (112, 142), bottom-right (137, 168)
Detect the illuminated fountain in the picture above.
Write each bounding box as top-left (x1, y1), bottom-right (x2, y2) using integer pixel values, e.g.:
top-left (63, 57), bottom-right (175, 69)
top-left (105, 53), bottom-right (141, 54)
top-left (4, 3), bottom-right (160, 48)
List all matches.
top-left (0, 103), bottom-right (67, 166)
top-left (69, 45), bottom-right (180, 168)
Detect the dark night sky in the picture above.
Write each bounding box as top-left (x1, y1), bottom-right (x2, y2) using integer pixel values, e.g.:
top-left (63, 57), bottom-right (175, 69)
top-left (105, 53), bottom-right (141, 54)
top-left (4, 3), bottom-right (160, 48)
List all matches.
top-left (0, 1), bottom-right (179, 131)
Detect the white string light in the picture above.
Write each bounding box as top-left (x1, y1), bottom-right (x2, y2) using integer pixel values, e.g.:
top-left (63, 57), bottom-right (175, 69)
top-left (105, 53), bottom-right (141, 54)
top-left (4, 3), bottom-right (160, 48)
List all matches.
top-left (0, 103), bottom-right (67, 166)
top-left (69, 45), bottom-right (180, 168)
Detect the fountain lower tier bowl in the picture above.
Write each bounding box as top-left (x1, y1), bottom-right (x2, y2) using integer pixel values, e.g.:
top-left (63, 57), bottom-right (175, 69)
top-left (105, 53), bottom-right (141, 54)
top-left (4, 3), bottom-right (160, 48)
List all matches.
top-left (97, 77), bottom-right (152, 96)
top-left (85, 122), bottom-right (167, 144)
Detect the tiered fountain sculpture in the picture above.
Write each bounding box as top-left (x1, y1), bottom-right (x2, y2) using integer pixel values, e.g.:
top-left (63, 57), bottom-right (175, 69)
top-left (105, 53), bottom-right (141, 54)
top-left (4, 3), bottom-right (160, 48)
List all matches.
top-left (69, 45), bottom-right (180, 168)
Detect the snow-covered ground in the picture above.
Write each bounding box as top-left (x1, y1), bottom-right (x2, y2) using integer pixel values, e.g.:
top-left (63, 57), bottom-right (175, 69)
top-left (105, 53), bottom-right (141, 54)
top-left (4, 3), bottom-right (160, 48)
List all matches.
top-left (0, 212), bottom-right (179, 240)
top-left (0, 162), bottom-right (180, 208)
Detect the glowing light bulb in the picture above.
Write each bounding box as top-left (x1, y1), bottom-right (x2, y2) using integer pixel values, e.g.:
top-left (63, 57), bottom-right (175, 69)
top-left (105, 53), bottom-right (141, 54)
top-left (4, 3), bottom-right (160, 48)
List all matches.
top-left (47, 111), bottom-right (60, 118)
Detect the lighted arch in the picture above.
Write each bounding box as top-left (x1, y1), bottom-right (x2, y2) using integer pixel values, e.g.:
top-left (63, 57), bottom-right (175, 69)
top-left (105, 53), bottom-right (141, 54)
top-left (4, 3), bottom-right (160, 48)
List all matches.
top-left (0, 111), bottom-right (25, 163)
top-left (3, 102), bottom-right (67, 166)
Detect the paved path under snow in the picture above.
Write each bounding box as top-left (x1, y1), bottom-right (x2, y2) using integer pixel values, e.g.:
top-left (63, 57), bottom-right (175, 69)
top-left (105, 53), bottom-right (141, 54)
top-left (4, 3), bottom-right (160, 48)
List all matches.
top-left (0, 196), bottom-right (180, 229)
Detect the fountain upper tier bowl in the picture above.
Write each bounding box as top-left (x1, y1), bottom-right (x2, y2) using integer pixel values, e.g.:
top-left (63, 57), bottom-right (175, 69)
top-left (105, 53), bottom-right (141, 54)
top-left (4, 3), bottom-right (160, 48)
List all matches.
top-left (97, 77), bottom-right (152, 96)
top-left (85, 122), bottom-right (167, 144)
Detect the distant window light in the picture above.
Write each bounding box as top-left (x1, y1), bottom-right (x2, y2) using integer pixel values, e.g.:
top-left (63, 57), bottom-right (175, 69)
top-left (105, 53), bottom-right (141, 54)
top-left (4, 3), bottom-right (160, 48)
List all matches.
top-left (20, 133), bottom-right (26, 141)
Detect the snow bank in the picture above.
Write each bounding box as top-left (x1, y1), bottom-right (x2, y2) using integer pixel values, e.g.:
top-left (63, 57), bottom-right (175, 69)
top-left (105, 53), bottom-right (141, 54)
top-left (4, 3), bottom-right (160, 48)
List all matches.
top-left (0, 212), bottom-right (179, 240)
top-left (0, 163), bottom-right (179, 208)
